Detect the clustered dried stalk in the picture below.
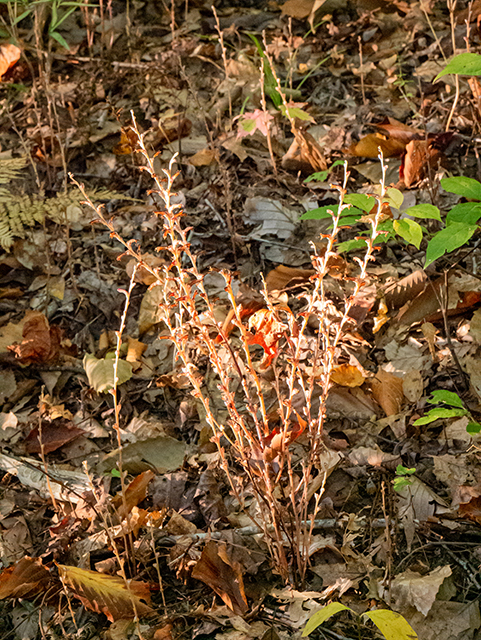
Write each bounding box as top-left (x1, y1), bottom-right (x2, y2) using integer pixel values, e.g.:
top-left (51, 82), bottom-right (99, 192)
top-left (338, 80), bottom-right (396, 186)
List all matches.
top-left (75, 119), bottom-right (386, 587)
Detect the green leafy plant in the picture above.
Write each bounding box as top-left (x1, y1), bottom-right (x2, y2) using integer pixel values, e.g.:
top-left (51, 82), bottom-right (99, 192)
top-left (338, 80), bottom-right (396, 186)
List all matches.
top-left (0, 0), bottom-right (94, 50)
top-left (434, 52), bottom-right (481, 81)
top-left (413, 390), bottom-right (481, 433)
top-left (302, 602), bottom-right (418, 640)
top-left (302, 176), bottom-right (481, 262)
top-left (393, 465), bottom-right (416, 492)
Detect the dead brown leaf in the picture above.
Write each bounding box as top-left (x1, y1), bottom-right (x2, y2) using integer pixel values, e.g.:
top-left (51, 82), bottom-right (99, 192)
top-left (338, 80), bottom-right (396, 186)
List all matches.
top-left (112, 470), bottom-right (155, 521)
top-left (24, 421), bottom-right (85, 454)
top-left (265, 265), bottom-right (315, 291)
top-left (57, 564), bottom-right (153, 622)
top-left (7, 311), bottom-right (61, 364)
top-left (191, 541), bottom-right (248, 616)
top-left (0, 556), bottom-right (52, 600)
top-left (375, 117), bottom-right (423, 143)
top-left (371, 369), bottom-right (404, 416)
top-left (402, 139), bottom-right (442, 188)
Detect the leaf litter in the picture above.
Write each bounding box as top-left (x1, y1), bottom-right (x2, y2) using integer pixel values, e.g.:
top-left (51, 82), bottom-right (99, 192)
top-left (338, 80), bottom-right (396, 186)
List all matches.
top-left (1, 1), bottom-right (481, 639)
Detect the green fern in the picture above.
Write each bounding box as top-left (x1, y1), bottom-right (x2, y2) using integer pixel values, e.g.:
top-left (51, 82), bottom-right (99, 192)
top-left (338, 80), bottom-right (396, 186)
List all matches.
top-left (0, 157), bottom-right (131, 250)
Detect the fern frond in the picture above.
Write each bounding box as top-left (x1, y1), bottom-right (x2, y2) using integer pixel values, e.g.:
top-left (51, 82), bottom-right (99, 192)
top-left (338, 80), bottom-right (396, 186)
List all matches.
top-left (0, 157), bottom-right (28, 185)
top-left (0, 157), bottom-right (138, 250)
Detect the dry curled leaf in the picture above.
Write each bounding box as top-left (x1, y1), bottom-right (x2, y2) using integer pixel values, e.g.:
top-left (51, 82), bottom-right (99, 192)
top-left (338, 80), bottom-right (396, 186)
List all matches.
top-left (330, 364), bottom-right (365, 388)
top-left (282, 126), bottom-right (327, 173)
top-left (348, 133), bottom-right (406, 158)
top-left (0, 43), bottom-right (21, 79)
top-left (7, 311), bottom-right (62, 364)
top-left (0, 556), bottom-right (52, 600)
top-left (191, 541), bottom-right (248, 615)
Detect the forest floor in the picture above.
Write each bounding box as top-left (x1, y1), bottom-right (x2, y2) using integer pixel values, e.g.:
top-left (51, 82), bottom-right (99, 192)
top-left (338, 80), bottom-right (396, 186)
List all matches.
top-left (1, 1), bottom-right (481, 639)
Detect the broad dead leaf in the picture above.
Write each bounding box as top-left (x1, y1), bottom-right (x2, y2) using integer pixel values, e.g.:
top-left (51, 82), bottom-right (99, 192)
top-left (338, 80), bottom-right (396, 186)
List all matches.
top-left (402, 139), bottom-right (442, 188)
top-left (24, 420), bottom-right (85, 454)
top-left (265, 265), bottom-right (315, 292)
top-left (0, 556), bottom-right (52, 600)
top-left (371, 369), bottom-right (404, 416)
top-left (384, 270), bottom-right (428, 310)
top-left (375, 117), bottom-right (423, 143)
top-left (189, 148), bottom-right (217, 166)
top-left (191, 541), bottom-right (248, 616)
top-left (7, 311), bottom-right (61, 364)
top-left (57, 564), bottom-right (153, 622)
top-left (387, 565), bottom-right (452, 617)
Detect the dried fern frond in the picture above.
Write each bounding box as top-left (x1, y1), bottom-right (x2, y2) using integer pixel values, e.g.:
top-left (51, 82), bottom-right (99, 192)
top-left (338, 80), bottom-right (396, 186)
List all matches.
top-left (0, 158), bottom-right (137, 250)
top-left (0, 157), bottom-right (28, 185)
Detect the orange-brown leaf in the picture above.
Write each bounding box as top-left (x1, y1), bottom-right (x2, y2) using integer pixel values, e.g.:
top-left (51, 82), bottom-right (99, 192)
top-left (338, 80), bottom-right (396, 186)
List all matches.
top-left (113, 470), bottom-right (155, 521)
top-left (375, 117), bottom-right (422, 143)
top-left (348, 133), bottom-right (406, 158)
top-left (265, 265), bottom-right (315, 292)
top-left (0, 43), bottom-right (21, 79)
top-left (330, 364), bottom-right (366, 388)
top-left (7, 312), bottom-right (61, 364)
top-left (0, 557), bottom-right (52, 600)
top-left (191, 541), bottom-right (248, 616)
top-left (371, 370), bottom-right (404, 416)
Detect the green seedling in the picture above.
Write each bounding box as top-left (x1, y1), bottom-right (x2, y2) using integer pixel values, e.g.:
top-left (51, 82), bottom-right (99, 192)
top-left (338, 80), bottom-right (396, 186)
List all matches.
top-left (393, 465), bottom-right (416, 492)
top-left (302, 174), bottom-right (481, 262)
top-left (0, 0), bottom-right (96, 50)
top-left (414, 390), bottom-right (481, 434)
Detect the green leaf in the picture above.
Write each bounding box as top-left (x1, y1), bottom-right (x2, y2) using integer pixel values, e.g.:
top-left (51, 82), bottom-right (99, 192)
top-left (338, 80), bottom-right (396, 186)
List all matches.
top-left (467, 422), bottom-right (481, 434)
top-left (393, 477), bottom-right (413, 492)
top-left (238, 118), bottom-right (256, 135)
top-left (362, 609), bottom-right (418, 640)
top-left (413, 407), bottom-right (467, 426)
top-left (50, 30), bottom-right (71, 50)
top-left (384, 187), bottom-right (404, 210)
top-left (338, 213), bottom-right (362, 226)
top-left (300, 205), bottom-right (339, 220)
top-left (302, 603), bottom-right (353, 636)
top-left (337, 238), bottom-right (368, 253)
top-left (447, 202), bottom-right (481, 225)
top-left (441, 175), bottom-right (481, 200)
top-left (83, 353), bottom-right (133, 394)
top-left (304, 171), bottom-right (329, 183)
top-left (344, 193), bottom-right (376, 212)
top-left (280, 104), bottom-right (314, 122)
top-left (246, 33), bottom-right (281, 108)
top-left (425, 222), bottom-right (478, 266)
top-left (428, 390), bottom-right (465, 407)
top-left (396, 465), bottom-right (416, 476)
top-left (13, 9), bottom-right (32, 24)
top-left (434, 52), bottom-right (481, 81)
top-left (404, 203), bottom-right (441, 221)
top-left (393, 218), bottom-right (423, 249)
top-left (304, 160), bottom-right (346, 183)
